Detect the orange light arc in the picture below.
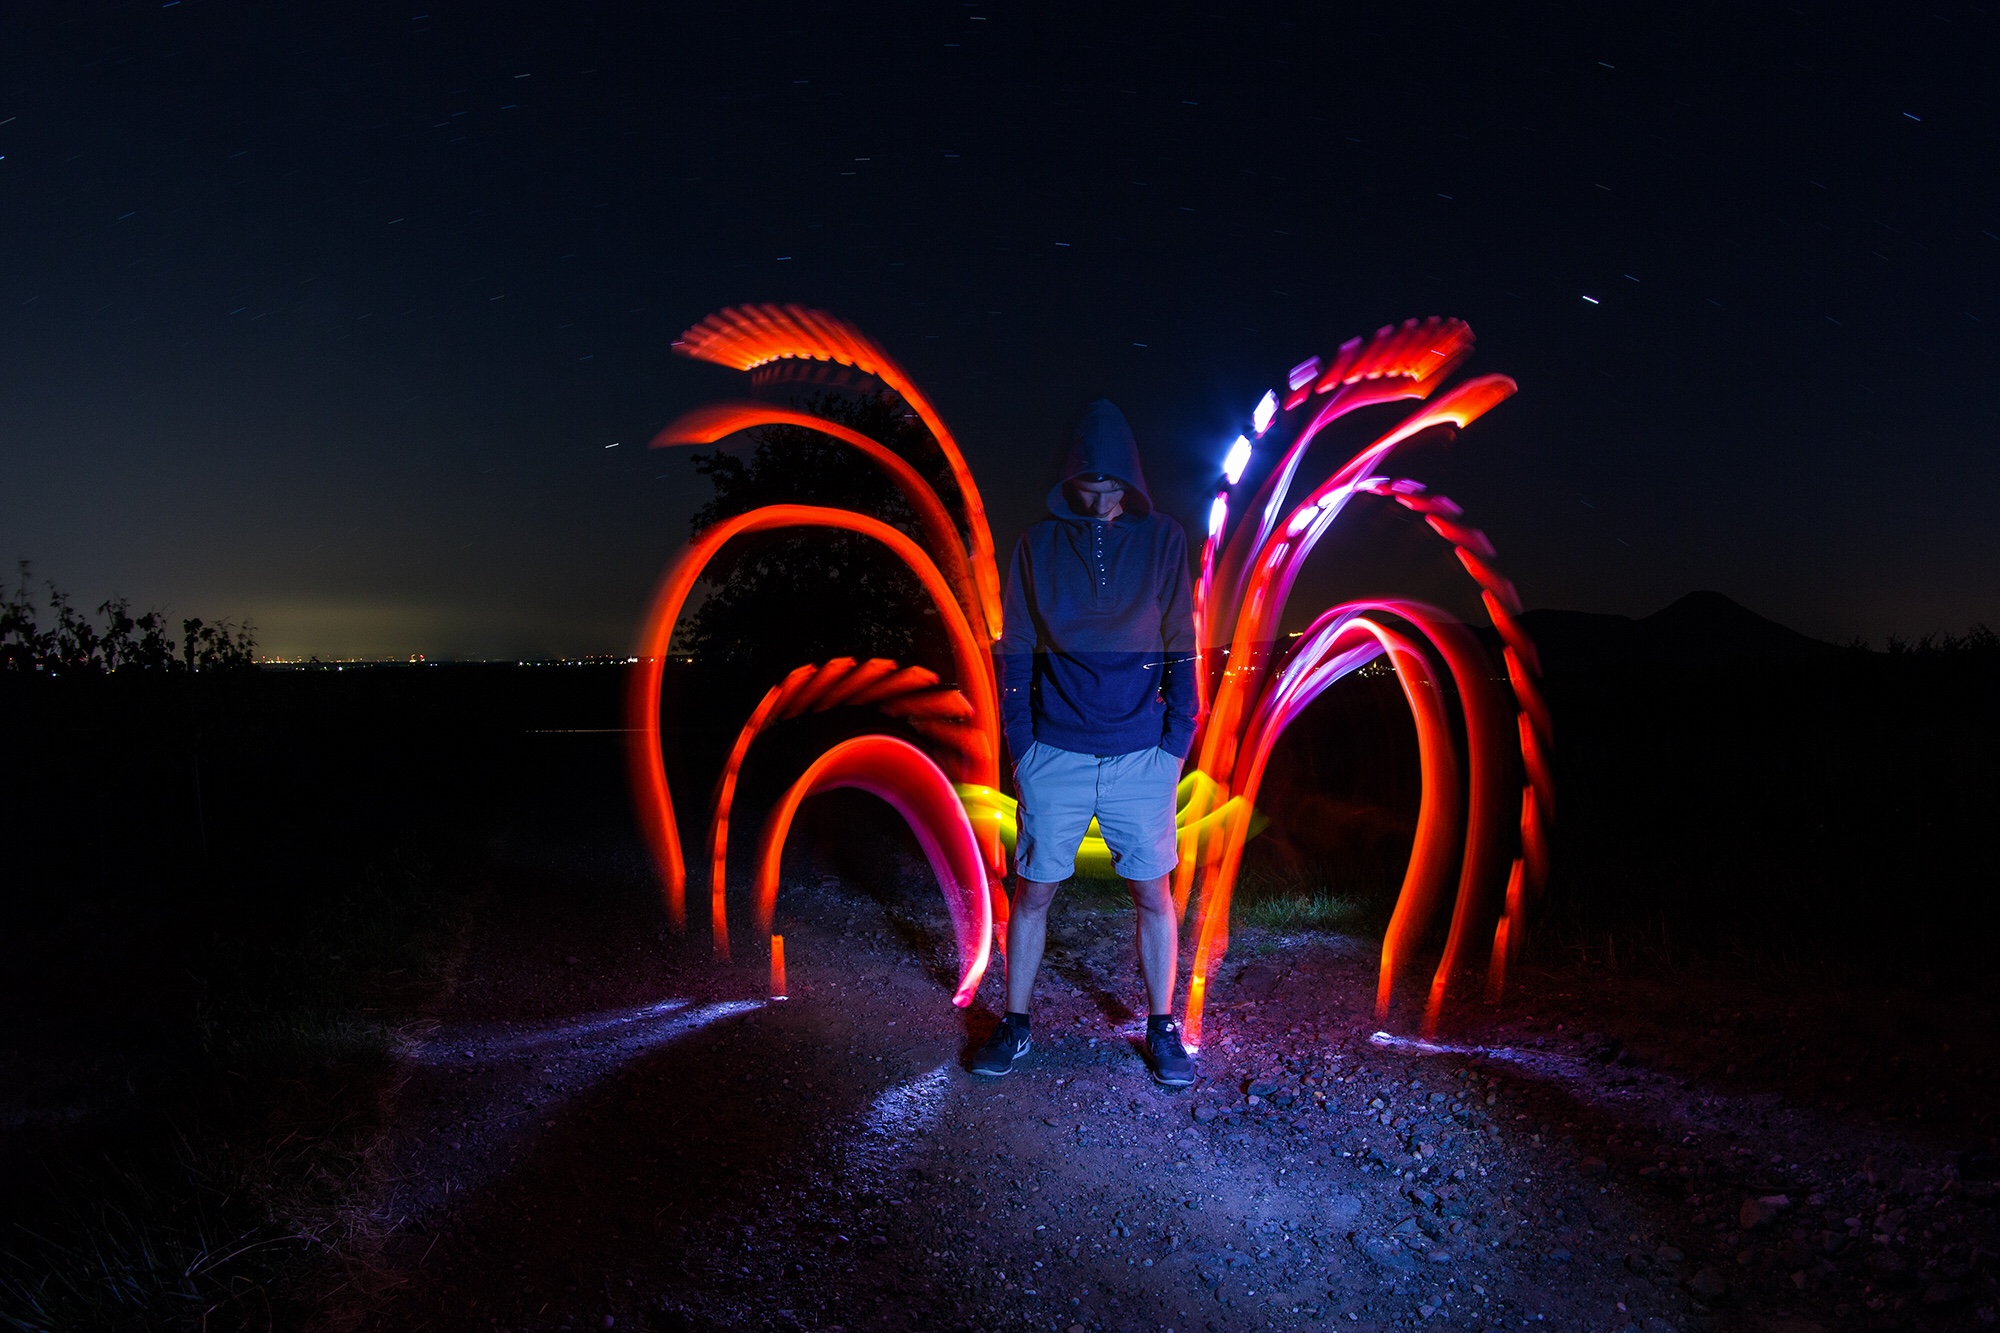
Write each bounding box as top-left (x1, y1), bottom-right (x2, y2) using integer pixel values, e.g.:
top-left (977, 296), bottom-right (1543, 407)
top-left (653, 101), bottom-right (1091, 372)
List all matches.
top-left (626, 504), bottom-right (999, 928)
top-left (633, 306), bottom-right (1552, 1044)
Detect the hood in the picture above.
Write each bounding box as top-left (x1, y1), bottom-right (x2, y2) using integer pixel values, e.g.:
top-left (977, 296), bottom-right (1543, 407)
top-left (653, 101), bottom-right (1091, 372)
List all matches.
top-left (1045, 399), bottom-right (1153, 518)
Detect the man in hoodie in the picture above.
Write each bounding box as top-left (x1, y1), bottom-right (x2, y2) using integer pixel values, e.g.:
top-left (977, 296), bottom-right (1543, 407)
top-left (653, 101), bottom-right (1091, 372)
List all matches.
top-left (973, 400), bottom-right (1198, 1086)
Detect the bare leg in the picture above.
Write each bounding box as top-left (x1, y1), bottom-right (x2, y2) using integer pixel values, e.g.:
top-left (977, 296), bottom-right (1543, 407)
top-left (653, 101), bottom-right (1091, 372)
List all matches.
top-left (1129, 873), bottom-right (1178, 1015)
top-left (1003, 876), bottom-right (1062, 1014)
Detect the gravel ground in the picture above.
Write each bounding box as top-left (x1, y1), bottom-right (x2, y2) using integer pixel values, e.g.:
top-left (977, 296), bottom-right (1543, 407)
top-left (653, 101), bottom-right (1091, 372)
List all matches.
top-left (317, 849), bottom-right (2000, 1333)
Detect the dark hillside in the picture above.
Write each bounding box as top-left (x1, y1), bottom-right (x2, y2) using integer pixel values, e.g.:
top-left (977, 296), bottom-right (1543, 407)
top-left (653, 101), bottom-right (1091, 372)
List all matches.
top-left (1524, 609), bottom-right (1998, 969)
top-left (1517, 590), bottom-right (1840, 676)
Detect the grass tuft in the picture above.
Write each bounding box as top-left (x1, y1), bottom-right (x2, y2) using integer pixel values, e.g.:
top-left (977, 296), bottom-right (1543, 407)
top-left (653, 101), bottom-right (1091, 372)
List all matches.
top-left (0, 1150), bottom-right (322, 1333)
top-left (1238, 891), bottom-right (1365, 932)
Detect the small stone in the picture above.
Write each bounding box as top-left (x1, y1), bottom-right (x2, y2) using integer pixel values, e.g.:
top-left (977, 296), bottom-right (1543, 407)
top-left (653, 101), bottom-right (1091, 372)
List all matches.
top-left (1247, 1078), bottom-right (1279, 1098)
top-left (1580, 1157), bottom-right (1609, 1177)
top-left (1654, 1245), bottom-right (1684, 1262)
top-left (1548, 1248), bottom-right (1571, 1262)
top-left (1739, 1195), bottom-right (1787, 1229)
top-left (1354, 1236), bottom-right (1419, 1274)
top-left (1193, 1105), bottom-right (1218, 1123)
top-left (1687, 1267), bottom-right (1729, 1300)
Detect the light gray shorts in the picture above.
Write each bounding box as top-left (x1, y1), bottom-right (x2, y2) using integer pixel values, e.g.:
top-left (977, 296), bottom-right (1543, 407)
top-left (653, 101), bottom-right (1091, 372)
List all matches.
top-left (1013, 741), bottom-right (1182, 883)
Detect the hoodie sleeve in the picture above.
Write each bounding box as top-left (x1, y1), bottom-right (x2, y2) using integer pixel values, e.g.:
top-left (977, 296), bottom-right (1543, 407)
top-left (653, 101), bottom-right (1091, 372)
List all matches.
top-left (1157, 521), bottom-right (1199, 758)
top-left (994, 534), bottom-right (1039, 766)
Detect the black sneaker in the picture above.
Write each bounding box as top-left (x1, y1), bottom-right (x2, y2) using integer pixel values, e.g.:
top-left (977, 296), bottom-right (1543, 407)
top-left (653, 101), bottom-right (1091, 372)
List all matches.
top-left (970, 1017), bottom-right (1032, 1076)
top-left (1146, 1018), bottom-right (1195, 1087)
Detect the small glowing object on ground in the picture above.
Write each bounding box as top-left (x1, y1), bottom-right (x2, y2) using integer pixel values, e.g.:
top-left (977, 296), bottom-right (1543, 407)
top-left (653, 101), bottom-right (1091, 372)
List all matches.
top-left (630, 306), bottom-right (1551, 1041)
top-left (1221, 435), bottom-right (1253, 485)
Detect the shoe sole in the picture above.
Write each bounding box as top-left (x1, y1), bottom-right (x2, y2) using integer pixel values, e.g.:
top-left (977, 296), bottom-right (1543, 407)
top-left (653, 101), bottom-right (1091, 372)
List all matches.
top-left (970, 1036), bottom-right (1031, 1077)
top-left (1152, 1067), bottom-right (1195, 1088)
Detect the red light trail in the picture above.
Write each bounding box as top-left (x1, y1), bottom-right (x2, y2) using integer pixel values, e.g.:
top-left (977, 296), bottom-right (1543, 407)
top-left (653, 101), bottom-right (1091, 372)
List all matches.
top-left (631, 306), bottom-right (1551, 1043)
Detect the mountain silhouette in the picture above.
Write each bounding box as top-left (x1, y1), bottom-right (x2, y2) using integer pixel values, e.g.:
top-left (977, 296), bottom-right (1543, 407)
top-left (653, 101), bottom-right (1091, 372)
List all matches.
top-left (1515, 591), bottom-right (1837, 675)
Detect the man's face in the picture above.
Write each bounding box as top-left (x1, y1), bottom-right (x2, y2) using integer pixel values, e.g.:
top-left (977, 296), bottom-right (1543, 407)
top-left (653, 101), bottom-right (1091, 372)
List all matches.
top-left (1066, 473), bottom-right (1126, 520)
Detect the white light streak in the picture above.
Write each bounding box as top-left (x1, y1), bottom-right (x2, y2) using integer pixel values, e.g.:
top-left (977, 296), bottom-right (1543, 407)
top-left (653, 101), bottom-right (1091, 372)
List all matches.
top-left (1222, 435), bottom-right (1253, 485)
top-left (1252, 390), bottom-right (1278, 435)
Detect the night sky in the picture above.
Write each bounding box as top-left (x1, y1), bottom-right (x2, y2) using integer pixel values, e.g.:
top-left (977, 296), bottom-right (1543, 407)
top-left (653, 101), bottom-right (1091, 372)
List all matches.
top-left (1, 3), bottom-right (1994, 659)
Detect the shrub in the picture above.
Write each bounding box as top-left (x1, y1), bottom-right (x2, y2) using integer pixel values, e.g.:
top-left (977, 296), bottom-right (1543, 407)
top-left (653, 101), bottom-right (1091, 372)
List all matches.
top-left (0, 563), bottom-right (256, 676)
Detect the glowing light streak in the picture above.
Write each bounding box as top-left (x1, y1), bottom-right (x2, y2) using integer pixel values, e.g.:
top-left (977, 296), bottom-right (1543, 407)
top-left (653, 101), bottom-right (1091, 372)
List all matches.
top-left (1252, 390), bottom-right (1278, 435)
top-left (401, 1000), bottom-right (693, 1062)
top-left (705, 657), bottom-right (978, 958)
top-left (1367, 1026), bottom-right (1608, 1084)
top-left (635, 306), bottom-right (1552, 1043)
top-left (752, 736), bottom-right (992, 1006)
top-left (1194, 496), bottom-right (1225, 717)
top-left (1208, 376), bottom-right (1519, 738)
top-left (673, 306), bottom-right (1004, 639)
top-left (401, 996), bottom-right (765, 1142)
top-left (652, 403), bottom-right (990, 650)
top-left (626, 504), bottom-right (998, 927)
top-left (1205, 324), bottom-right (1473, 672)
top-left (845, 663), bottom-right (942, 707)
top-left (955, 778), bottom-right (1255, 882)
top-left (814, 656), bottom-right (903, 709)
top-left (1183, 604), bottom-right (1499, 1048)
top-left (1221, 435), bottom-right (1253, 485)
top-left (771, 934), bottom-right (788, 998)
top-left (707, 670), bottom-right (801, 957)
top-left (779, 656), bottom-right (858, 718)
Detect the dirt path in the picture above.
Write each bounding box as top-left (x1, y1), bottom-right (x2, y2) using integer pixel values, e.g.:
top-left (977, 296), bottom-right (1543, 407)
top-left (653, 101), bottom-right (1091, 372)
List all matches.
top-left (320, 842), bottom-right (2000, 1333)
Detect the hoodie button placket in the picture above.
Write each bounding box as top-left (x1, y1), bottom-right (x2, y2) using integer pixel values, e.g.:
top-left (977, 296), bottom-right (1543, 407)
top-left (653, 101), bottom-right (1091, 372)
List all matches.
top-left (1094, 524), bottom-right (1108, 606)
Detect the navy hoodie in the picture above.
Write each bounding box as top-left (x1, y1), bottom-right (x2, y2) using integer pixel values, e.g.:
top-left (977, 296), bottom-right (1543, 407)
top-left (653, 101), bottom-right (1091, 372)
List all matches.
top-left (995, 400), bottom-right (1198, 762)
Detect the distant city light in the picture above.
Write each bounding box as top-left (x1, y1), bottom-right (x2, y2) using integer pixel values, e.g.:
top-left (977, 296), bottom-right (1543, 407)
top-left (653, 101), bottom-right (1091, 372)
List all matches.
top-left (1221, 434), bottom-right (1253, 485)
top-left (1251, 390), bottom-right (1278, 435)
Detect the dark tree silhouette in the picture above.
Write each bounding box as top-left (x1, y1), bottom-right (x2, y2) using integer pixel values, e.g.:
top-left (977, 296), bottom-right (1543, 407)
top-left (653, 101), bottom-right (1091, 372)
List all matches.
top-left (0, 563), bottom-right (255, 675)
top-left (678, 392), bottom-right (963, 683)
